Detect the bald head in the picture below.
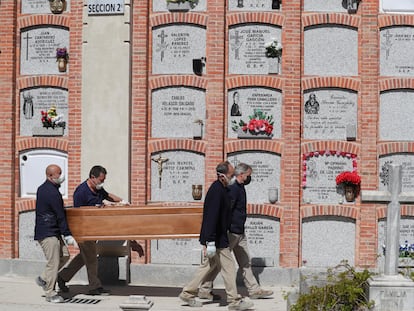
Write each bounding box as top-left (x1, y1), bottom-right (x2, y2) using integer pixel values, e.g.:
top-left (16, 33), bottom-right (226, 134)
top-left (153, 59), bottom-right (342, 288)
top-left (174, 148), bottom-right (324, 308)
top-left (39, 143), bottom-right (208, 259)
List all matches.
top-left (46, 164), bottom-right (61, 177)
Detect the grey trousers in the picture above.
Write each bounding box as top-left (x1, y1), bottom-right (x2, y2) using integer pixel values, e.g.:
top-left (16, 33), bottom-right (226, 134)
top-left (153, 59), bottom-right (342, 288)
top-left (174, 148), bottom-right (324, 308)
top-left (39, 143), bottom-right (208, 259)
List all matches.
top-left (59, 240), bottom-right (102, 289)
top-left (181, 247), bottom-right (241, 303)
top-left (199, 232), bottom-right (260, 295)
top-left (39, 236), bottom-right (70, 297)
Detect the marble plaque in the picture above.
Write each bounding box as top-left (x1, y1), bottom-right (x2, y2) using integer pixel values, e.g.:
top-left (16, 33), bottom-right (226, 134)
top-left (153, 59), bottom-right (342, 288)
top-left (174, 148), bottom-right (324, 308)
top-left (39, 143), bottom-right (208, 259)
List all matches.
top-left (377, 217), bottom-right (414, 271)
top-left (304, 25), bottom-right (358, 76)
top-left (245, 216), bottom-right (279, 267)
top-left (152, 87), bottom-right (206, 138)
top-left (228, 24), bottom-right (281, 75)
top-left (228, 152), bottom-right (280, 204)
top-left (303, 89), bottom-right (357, 140)
top-left (379, 154), bottom-right (414, 192)
top-left (151, 151), bottom-right (205, 202)
top-left (228, 0), bottom-right (279, 11)
top-left (303, 152), bottom-right (355, 204)
top-left (19, 211), bottom-right (46, 260)
top-left (228, 87), bottom-right (281, 139)
top-left (153, 0), bottom-right (206, 12)
top-left (382, 0), bottom-right (414, 13)
top-left (304, 0), bottom-right (348, 12)
top-left (302, 216), bottom-right (355, 267)
top-left (22, 0), bottom-right (71, 14)
top-left (150, 239), bottom-right (202, 265)
top-left (380, 90), bottom-right (414, 141)
top-left (380, 27), bottom-right (414, 77)
top-left (20, 87), bottom-right (68, 137)
top-left (20, 26), bottom-right (70, 75)
top-left (152, 25), bottom-right (206, 75)
top-left (378, 218), bottom-right (414, 253)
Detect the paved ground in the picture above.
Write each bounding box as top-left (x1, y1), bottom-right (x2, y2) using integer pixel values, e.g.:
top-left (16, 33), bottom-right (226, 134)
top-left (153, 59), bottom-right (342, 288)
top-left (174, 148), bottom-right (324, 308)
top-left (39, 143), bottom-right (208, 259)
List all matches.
top-left (0, 275), bottom-right (291, 310)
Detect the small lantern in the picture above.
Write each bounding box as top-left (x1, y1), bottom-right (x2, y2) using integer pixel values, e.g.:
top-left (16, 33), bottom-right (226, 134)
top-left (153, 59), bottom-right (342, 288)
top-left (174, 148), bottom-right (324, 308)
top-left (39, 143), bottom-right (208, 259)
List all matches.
top-left (272, 0), bottom-right (281, 10)
top-left (346, 0), bottom-right (359, 14)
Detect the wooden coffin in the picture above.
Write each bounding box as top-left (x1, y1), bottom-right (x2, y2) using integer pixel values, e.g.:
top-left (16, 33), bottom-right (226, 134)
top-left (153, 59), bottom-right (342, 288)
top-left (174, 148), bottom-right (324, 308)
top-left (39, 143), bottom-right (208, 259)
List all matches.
top-left (66, 205), bottom-right (203, 241)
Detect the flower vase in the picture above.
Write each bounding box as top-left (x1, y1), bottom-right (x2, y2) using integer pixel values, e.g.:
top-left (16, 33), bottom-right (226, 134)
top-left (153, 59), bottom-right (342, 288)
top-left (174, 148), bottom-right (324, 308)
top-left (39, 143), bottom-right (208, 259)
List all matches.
top-left (192, 122), bottom-right (203, 139)
top-left (192, 185), bottom-right (202, 200)
top-left (268, 188), bottom-right (278, 204)
top-left (344, 184), bottom-right (356, 202)
top-left (268, 57), bottom-right (280, 74)
top-left (167, 2), bottom-right (191, 12)
top-left (49, 0), bottom-right (66, 14)
top-left (57, 58), bottom-right (67, 72)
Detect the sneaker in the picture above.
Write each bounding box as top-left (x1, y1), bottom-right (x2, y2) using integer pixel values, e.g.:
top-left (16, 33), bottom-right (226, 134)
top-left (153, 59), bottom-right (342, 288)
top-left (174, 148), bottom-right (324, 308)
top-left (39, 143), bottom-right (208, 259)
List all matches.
top-left (88, 287), bottom-right (111, 296)
top-left (35, 276), bottom-right (47, 291)
top-left (228, 298), bottom-right (254, 311)
top-left (198, 291), bottom-right (221, 301)
top-left (45, 295), bottom-right (64, 303)
top-left (179, 292), bottom-right (203, 307)
top-left (57, 276), bottom-right (69, 293)
top-left (249, 288), bottom-right (274, 299)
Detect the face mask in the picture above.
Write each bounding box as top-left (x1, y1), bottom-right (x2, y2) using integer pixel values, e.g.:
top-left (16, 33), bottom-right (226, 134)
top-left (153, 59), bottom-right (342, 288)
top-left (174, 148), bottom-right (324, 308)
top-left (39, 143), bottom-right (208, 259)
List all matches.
top-left (95, 182), bottom-right (104, 190)
top-left (92, 177), bottom-right (104, 190)
top-left (218, 173), bottom-right (235, 186)
top-left (244, 175), bottom-right (251, 186)
top-left (53, 175), bottom-right (65, 185)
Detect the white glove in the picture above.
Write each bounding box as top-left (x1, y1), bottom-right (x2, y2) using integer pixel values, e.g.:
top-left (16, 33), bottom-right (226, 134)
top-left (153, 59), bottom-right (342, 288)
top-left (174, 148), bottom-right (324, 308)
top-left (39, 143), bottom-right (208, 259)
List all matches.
top-left (206, 242), bottom-right (216, 258)
top-left (64, 235), bottom-right (78, 248)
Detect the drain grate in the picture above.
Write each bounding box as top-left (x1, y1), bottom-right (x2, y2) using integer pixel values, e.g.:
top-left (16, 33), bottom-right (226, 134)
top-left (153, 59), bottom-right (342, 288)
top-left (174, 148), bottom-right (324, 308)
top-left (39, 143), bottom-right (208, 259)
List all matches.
top-left (65, 298), bottom-right (101, 304)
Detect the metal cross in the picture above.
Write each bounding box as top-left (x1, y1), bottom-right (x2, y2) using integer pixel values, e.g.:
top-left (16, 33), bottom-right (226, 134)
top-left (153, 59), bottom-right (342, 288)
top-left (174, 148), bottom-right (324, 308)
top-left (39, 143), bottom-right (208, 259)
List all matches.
top-left (23, 32), bottom-right (33, 61)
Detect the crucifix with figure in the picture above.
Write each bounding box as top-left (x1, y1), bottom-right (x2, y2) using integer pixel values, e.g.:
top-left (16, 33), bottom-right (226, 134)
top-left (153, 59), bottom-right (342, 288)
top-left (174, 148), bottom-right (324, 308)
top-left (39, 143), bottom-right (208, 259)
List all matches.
top-left (152, 154), bottom-right (169, 189)
top-left (361, 163), bottom-right (414, 311)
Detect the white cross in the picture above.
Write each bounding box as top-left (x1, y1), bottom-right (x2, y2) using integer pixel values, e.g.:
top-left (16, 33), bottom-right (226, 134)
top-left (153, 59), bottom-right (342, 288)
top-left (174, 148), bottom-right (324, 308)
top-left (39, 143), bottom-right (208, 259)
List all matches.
top-left (361, 163), bottom-right (414, 276)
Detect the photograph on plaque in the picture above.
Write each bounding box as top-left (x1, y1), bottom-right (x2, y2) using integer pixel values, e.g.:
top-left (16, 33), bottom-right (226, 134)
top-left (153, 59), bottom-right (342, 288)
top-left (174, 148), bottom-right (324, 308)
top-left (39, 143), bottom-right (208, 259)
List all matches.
top-left (228, 87), bottom-right (282, 139)
top-left (20, 87), bottom-right (68, 137)
top-left (303, 89), bottom-right (357, 140)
